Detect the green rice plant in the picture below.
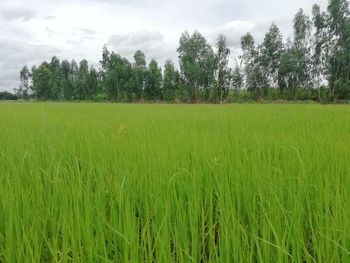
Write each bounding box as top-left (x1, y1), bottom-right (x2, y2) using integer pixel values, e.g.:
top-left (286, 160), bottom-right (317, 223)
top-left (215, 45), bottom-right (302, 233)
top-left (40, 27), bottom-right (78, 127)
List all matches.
top-left (0, 102), bottom-right (349, 262)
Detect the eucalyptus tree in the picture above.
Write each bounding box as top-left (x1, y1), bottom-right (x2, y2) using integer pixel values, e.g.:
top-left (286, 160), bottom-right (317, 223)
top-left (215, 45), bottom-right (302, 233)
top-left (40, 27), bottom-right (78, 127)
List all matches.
top-left (293, 9), bottom-right (312, 88)
top-left (231, 62), bottom-right (243, 91)
top-left (215, 34), bottom-right (231, 102)
top-left (260, 23), bottom-right (283, 88)
top-left (60, 60), bottom-right (73, 100)
top-left (163, 59), bottom-right (179, 101)
top-left (131, 50), bottom-right (147, 100)
top-left (145, 59), bottom-right (162, 100)
top-left (75, 60), bottom-right (89, 100)
top-left (326, 0), bottom-right (350, 100)
top-left (16, 66), bottom-right (31, 99)
top-left (240, 33), bottom-right (254, 91)
top-left (49, 56), bottom-right (62, 100)
top-left (87, 66), bottom-right (99, 99)
top-left (278, 39), bottom-right (299, 98)
top-left (100, 48), bottom-right (133, 101)
top-left (279, 9), bottom-right (312, 99)
top-left (311, 4), bottom-right (328, 101)
top-left (70, 60), bottom-right (79, 99)
top-left (177, 31), bottom-right (215, 101)
top-left (241, 33), bottom-right (267, 97)
top-left (32, 63), bottom-right (52, 100)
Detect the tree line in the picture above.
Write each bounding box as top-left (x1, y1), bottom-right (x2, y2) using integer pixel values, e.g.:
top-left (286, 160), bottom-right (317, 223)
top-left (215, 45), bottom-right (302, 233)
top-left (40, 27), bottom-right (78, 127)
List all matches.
top-left (16, 0), bottom-right (350, 102)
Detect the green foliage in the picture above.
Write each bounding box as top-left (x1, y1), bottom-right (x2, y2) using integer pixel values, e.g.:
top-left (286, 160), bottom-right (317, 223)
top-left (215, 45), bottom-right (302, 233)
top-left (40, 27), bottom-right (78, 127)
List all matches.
top-left (215, 35), bottom-right (231, 102)
top-left (87, 67), bottom-right (99, 100)
top-left (60, 60), bottom-right (73, 100)
top-left (133, 50), bottom-right (146, 67)
top-left (100, 50), bottom-right (133, 101)
top-left (231, 64), bottom-right (243, 90)
top-left (76, 60), bottom-right (89, 100)
top-left (16, 66), bottom-right (31, 99)
top-left (326, 0), bottom-right (350, 100)
top-left (241, 33), bottom-right (268, 97)
top-left (163, 59), bottom-right (179, 101)
top-left (145, 59), bottom-right (162, 100)
top-left (177, 31), bottom-right (216, 101)
top-left (260, 23), bottom-right (283, 87)
top-left (32, 63), bottom-right (53, 99)
top-left (0, 91), bottom-right (18, 100)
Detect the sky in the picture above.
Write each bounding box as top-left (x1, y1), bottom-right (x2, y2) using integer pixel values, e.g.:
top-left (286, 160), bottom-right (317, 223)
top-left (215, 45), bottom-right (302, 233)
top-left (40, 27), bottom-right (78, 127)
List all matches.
top-left (0, 0), bottom-right (328, 92)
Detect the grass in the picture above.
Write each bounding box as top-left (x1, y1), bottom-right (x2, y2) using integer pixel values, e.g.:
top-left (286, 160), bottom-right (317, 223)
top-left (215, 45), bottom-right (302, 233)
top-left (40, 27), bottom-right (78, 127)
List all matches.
top-left (0, 102), bottom-right (349, 262)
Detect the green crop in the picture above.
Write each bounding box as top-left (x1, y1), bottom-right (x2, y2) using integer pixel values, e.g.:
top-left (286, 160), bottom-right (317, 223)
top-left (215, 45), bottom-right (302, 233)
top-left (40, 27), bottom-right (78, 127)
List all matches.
top-left (0, 102), bottom-right (349, 262)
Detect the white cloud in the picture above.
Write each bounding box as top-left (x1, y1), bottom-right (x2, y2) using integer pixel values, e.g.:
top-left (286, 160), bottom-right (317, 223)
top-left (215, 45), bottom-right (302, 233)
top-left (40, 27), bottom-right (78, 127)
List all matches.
top-left (108, 31), bottom-right (164, 49)
top-left (1, 6), bottom-right (36, 21)
top-left (107, 31), bottom-right (176, 64)
top-left (0, 39), bottom-right (62, 91)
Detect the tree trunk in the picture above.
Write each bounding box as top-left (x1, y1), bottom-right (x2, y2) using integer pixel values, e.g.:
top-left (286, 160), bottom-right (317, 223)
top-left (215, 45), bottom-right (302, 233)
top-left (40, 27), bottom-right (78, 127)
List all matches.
top-left (220, 87), bottom-right (223, 103)
top-left (317, 76), bottom-right (321, 102)
top-left (331, 59), bottom-right (341, 102)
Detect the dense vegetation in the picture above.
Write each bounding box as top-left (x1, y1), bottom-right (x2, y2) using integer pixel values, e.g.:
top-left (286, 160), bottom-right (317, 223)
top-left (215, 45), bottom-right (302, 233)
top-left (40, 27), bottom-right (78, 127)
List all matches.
top-left (15, 0), bottom-right (349, 103)
top-left (0, 91), bottom-right (18, 100)
top-left (0, 103), bottom-right (349, 262)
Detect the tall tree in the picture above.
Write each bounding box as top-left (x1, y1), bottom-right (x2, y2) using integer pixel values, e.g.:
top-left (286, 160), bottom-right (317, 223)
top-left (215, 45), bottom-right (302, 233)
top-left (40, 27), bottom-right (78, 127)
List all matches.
top-left (231, 61), bottom-right (243, 91)
top-left (49, 56), bottom-right (62, 100)
top-left (131, 50), bottom-right (147, 100)
top-left (101, 49), bottom-right (133, 101)
top-left (215, 34), bottom-right (231, 102)
top-left (278, 39), bottom-right (300, 99)
top-left (241, 33), bottom-right (268, 97)
top-left (145, 59), bottom-right (162, 100)
top-left (61, 60), bottom-right (73, 100)
top-left (101, 46), bottom-right (110, 71)
top-left (292, 9), bottom-right (312, 96)
top-left (16, 66), bottom-right (31, 99)
top-left (76, 59), bottom-right (89, 100)
top-left (163, 59), bottom-right (179, 101)
top-left (260, 23), bottom-right (283, 88)
top-left (311, 4), bottom-right (328, 101)
top-left (70, 60), bottom-right (79, 99)
top-left (177, 31), bottom-right (215, 101)
top-left (32, 63), bottom-right (52, 100)
top-left (87, 66), bottom-right (99, 99)
top-left (326, 0), bottom-right (350, 100)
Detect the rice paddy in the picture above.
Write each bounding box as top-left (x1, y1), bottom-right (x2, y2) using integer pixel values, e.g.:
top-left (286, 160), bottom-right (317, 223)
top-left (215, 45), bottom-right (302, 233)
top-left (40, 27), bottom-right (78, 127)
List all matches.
top-left (0, 102), bottom-right (349, 262)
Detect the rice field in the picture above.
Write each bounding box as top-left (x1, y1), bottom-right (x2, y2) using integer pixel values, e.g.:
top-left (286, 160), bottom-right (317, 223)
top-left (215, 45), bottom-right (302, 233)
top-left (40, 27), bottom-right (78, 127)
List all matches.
top-left (0, 102), bottom-right (349, 262)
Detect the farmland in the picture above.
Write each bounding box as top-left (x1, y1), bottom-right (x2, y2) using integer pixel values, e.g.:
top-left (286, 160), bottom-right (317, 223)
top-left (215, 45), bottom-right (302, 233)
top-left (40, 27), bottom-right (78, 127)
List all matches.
top-left (0, 103), bottom-right (349, 262)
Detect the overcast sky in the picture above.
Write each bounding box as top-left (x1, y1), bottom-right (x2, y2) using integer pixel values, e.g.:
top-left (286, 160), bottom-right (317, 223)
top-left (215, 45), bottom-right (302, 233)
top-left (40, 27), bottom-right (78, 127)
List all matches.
top-left (0, 0), bottom-right (328, 92)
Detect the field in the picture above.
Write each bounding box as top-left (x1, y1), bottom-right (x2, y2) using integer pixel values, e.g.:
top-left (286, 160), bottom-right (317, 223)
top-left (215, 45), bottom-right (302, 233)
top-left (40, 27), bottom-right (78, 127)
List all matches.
top-left (0, 102), bottom-right (349, 262)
